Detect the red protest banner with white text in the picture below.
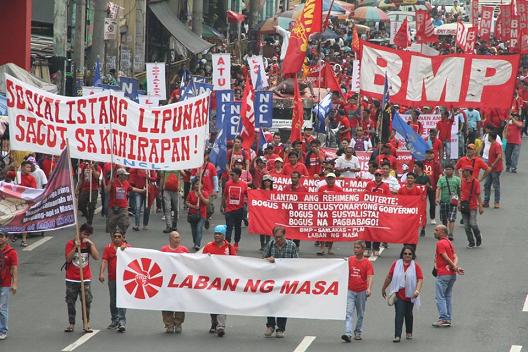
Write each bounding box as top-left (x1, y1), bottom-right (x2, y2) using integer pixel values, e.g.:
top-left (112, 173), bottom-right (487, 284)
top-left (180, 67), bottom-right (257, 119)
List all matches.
top-left (519, 0), bottom-right (528, 32)
top-left (464, 27), bottom-right (478, 53)
top-left (471, 0), bottom-right (479, 27)
top-left (6, 74), bottom-right (210, 170)
top-left (248, 190), bottom-right (422, 243)
top-left (416, 10), bottom-right (438, 44)
top-left (116, 248), bottom-right (348, 320)
top-left (479, 6), bottom-right (494, 42)
top-left (359, 41), bottom-right (520, 109)
top-left (500, 4), bottom-right (512, 41)
top-left (271, 175), bottom-right (371, 193)
top-left (510, 13), bottom-right (521, 51)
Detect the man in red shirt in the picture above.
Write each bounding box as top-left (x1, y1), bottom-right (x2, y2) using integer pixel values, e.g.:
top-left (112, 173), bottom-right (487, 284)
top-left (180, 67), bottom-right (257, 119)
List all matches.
top-left (341, 241), bottom-right (374, 343)
top-left (460, 166), bottom-right (484, 248)
top-left (427, 129), bottom-right (444, 161)
top-left (409, 110), bottom-right (424, 135)
top-left (283, 151), bottom-right (309, 177)
top-left (105, 168), bottom-right (145, 235)
top-left (203, 225), bottom-right (236, 337)
top-left (284, 171), bottom-right (308, 192)
top-left (375, 145), bottom-right (397, 171)
top-left (129, 168), bottom-right (157, 231)
top-left (455, 144), bottom-right (490, 181)
top-left (160, 231), bottom-right (189, 333)
top-left (64, 223), bottom-right (100, 333)
top-left (364, 170), bottom-right (390, 256)
top-left (483, 132), bottom-right (503, 208)
top-left (436, 110), bottom-right (454, 161)
top-left (399, 172), bottom-right (427, 238)
top-left (19, 161), bottom-right (36, 188)
top-left (0, 231), bottom-right (18, 340)
top-left (317, 173), bottom-right (343, 255)
top-left (505, 112), bottom-right (524, 173)
top-left (76, 161), bottom-right (102, 225)
top-left (338, 113), bottom-right (352, 143)
top-left (433, 225), bottom-right (464, 327)
top-left (99, 230), bottom-right (129, 332)
top-left (194, 151), bottom-right (219, 230)
top-left (222, 168), bottom-right (248, 247)
top-left (424, 150), bottom-right (442, 225)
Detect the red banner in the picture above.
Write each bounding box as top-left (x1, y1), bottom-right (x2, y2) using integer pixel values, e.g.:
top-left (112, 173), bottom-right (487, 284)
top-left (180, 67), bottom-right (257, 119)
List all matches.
top-left (479, 6), bottom-right (494, 42)
top-left (519, 0), bottom-right (528, 32)
top-left (464, 27), bottom-right (478, 53)
top-left (510, 12), bottom-right (521, 51)
top-left (471, 0), bottom-right (479, 27)
top-left (416, 10), bottom-right (438, 44)
top-left (271, 176), bottom-right (371, 193)
top-left (359, 41), bottom-right (520, 109)
top-left (455, 22), bottom-right (467, 51)
top-left (500, 4), bottom-right (511, 41)
top-left (282, 0), bottom-right (322, 74)
top-left (248, 190), bottom-right (422, 243)
top-left (521, 28), bottom-right (528, 54)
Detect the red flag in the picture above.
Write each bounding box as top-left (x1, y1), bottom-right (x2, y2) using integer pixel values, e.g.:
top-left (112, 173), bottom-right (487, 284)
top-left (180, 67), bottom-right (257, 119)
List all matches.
top-left (322, 62), bottom-right (341, 92)
top-left (240, 75), bottom-right (256, 150)
top-left (282, 0), bottom-right (323, 75)
top-left (479, 6), bottom-right (494, 42)
top-left (510, 3), bottom-right (521, 51)
top-left (290, 77), bottom-right (303, 143)
top-left (471, 0), bottom-right (479, 27)
top-left (521, 28), bottom-right (528, 54)
top-left (455, 21), bottom-right (466, 50)
top-left (464, 27), bottom-right (477, 53)
top-left (394, 18), bottom-right (411, 48)
top-left (519, 0), bottom-right (528, 33)
top-left (352, 26), bottom-right (360, 53)
top-left (416, 10), bottom-right (438, 44)
top-left (499, 4), bottom-right (512, 41)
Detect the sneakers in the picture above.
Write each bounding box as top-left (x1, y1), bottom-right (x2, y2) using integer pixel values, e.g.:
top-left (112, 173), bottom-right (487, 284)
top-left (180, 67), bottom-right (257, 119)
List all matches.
top-left (494, 203), bottom-right (500, 209)
top-left (264, 326), bottom-right (274, 337)
top-left (163, 227), bottom-right (172, 233)
top-left (209, 325), bottom-right (217, 334)
top-left (0, 333), bottom-right (6, 340)
top-left (432, 320), bottom-right (451, 327)
top-left (117, 324), bottom-right (126, 333)
top-left (430, 219), bottom-right (437, 225)
top-left (354, 333), bottom-right (362, 340)
top-left (511, 168), bottom-right (518, 173)
top-left (341, 334), bottom-right (351, 343)
top-left (174, 326), bottom-right (182, 334)
top-left (166, 327), bottom-right (175, 333)
top-left (466, 243), bottom-right (475, 249)
top-left (107, 323), bottom-right (118, 330)
top-left (217, 328), bottom-right (225, 337)
top-left (275, 330), bottom-right (285, 338)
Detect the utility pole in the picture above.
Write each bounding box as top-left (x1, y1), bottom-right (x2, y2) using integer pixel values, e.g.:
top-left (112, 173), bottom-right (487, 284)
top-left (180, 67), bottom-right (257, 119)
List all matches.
top-left (248, 0), bottom-right (260, 54)
top-left (88, 0), bottom-right (106, 70)
top-left (192, 0), bottom-right (204, 38)
top-left (53, 0), bottom-right (68, 57)
top-left (73, 0), bottom-right (86, 76)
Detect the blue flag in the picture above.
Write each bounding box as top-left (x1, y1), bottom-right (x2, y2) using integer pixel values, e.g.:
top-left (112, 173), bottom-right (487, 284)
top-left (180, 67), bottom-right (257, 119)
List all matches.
top-left (258, 128), bottom-right (267, 152)
top-left (180, 80), bottom-right (196, 101)
top-left (312, 93), bottom-right (333, 133)
top-left (209, 120), bottom-right (228, 175)
top-left (391, 110), bottom-right (429, 161)
top-left (93, 57), bottom-right (102, 87)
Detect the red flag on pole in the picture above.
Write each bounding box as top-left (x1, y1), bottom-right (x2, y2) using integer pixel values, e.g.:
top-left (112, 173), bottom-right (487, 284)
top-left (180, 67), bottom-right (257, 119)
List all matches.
top-left (479, 6), bottom-right (494, 42)
top-left (282, 0), bottom-right (323, 75)
top-left (455, 21), bottom-right (467, 50)
top-left (352, 25), bottom-right (361, 53)
top-left (394, 18), bottom-right (411, 48)
top-left (322, 62), bottom-right (341, 92)
top-left (290, 77), bottom-right (303, 143)
top-left (240, 76), bottom-right (256, 150)
top-left (464, 27), bottom-right (477, 53)
top-left (416, 10), bottom-right (438, 43)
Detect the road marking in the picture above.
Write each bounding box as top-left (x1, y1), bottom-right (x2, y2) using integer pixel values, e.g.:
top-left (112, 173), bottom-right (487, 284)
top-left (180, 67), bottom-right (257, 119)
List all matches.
top-left (523, 295), bottom-right (528, 311)
top-left (22, 236), bottom-right (53, 251)
top-left (293, 336), bottom-right (316, 352)
top-left (369, 247), bottom-right (385, 262)
top-left (94, 206), bottom-right (102, 215)
top-left (61, 330), bottom-right (100, 351)
top-left (510, 345), bottom-right (522, 352)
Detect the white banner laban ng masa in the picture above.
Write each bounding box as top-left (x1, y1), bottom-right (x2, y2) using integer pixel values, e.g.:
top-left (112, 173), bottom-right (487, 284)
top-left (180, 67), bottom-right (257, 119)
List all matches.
top-left (5, 74), bottom-right (210, 170)
top-left (116, 248), bottom-right (348, 320)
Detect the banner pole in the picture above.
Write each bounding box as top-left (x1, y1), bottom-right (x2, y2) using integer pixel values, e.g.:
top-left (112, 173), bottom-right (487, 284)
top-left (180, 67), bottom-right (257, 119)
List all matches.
top-left (66, 142), bottom-right (89, 332)
top-left (89, 162), bottom-right (92, 203)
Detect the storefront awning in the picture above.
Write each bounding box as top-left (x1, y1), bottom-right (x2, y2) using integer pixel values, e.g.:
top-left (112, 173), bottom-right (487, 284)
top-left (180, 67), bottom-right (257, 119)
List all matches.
top-left (149, 1), bottom-right (214, 55)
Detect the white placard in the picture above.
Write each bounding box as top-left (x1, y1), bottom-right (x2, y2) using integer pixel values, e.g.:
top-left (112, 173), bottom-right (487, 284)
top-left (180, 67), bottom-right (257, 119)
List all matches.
top-left (212, 54), bottom-right (231, 90)
top-left (351, 60), bottom-right (360, 92)
top-left (104, 18), bottom-right (117, 40)
top-left (247, 55), bottom-right (269, 89)
top-left (146, 62), bottom-right (167, 100)
top-left (116, 248), bottom-right (348, 320)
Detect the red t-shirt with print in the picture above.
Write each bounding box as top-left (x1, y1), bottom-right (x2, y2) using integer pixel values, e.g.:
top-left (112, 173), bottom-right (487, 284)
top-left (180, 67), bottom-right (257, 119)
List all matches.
top-left (65, 240), bottom-right (92, 282)
top-left (0, 244), bottom-right (18, 287)
top-left (160, 245), bottom-right (189, 254)
top-left (348, 256), bottom-right (374, 292)
top-left (109, 179), bottom-right (132, 208)
top-left (223, 179), bottom-right (248, 213)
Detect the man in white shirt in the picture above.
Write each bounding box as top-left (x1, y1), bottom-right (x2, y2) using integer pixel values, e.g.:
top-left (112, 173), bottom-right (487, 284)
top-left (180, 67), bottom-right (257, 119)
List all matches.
top-left (481, 127), bottom-right (502, 163)
top-left (335, 146), bottom-right (361, 178)
top-left (275, 25), bottom-right (291, 62)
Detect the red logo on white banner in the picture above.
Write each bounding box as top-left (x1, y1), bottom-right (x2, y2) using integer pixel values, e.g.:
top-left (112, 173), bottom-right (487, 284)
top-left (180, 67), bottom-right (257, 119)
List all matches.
top-left (123, 258), bottom-right (163, 299)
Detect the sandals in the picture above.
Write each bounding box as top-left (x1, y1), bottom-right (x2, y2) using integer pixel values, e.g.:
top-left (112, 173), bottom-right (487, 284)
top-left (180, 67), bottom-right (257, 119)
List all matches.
top-left (83, 326), bottom-right (94, 333)
top-left (64, 325), bottom-right (74, 333)
top-left (21, 241), bottom-right (29, 247)
top-left (316, 251), bottom-right (326, 256)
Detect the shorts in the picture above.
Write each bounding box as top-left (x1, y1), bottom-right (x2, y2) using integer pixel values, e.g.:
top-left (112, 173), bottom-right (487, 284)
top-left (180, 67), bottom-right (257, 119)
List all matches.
top-left (106, 207), bottom-right (130, 234)
top-left (440, 202), bottom-right (457, 223)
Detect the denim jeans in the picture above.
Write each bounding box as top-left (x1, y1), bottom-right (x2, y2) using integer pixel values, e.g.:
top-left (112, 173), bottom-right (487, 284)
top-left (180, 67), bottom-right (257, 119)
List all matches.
top-left (462, 210), bottom-right (481, 246)
top-left (266, 317), bottom-right (287, 332)
top-left (163, 190), bottom-right (179, 230)
top-left (344, 290), bottom-right (367, 336)
top-left (394, 298), bottom-right (414, 338)
top-left (0, 287), bottom-right (10, 334)
top-left (484, 172), bottom-right (501, 204)
top-left (190, 217), bottom-right (205, 247)
top-left (108, 280), bottom-right (126, 325)
top-left (435, 275), bottom-right (456, 321)
top-left (225, 208), bottom-right (244, 243)
top-left (133, 192), bottom-right (150, 227)
top-left (505, 143), bottom-right (521, 170)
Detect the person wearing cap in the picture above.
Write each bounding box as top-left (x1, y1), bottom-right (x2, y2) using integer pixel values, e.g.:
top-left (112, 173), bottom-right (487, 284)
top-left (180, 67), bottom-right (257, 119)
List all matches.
top-left (76, 161), bottom-right (102, 226)
top-left (460, 166), bottom-right (484, 248)
top-left (160, 231), bottom-right (189, 333)
top-left (222, 168), bottom-right (248, 247)
top-left (283, 151), bottom-right (309, 177)
top-left (0, 231), bottom-right (18, 340)
top-left (269, 157), bottom-right (286, 177)
top-left (263, 225), bottom-right (299, 338)
top-left (336, 146), bottom-right (361, 178)
top-left (203, 225), bottom-right (236, 337)
top-left (455, 144), bottom-right (490, 181)
top-left (504, 111), bottom-right (524, 173)
top-left (317, 173), bottom-right (343, 255)
top-left (251, 157), bottom-right (268, 190)
top-left (436, 164), bottom-right (461, 240)
top-left (105, 168), bottom-right (145, 235)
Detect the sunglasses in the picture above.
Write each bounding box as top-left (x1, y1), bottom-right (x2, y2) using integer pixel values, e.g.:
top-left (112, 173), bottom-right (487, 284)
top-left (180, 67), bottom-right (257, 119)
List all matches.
top-left (374, 173), bottom-right (382, 176)
top-left (403, 252), bottom-right (413, 256)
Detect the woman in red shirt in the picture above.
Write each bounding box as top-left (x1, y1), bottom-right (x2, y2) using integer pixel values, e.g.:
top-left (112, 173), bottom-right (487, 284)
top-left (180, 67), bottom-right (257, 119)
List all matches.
top-left (185, 179), bottom-right (210, 251)
top-left (381, 246), bottom-right (424, 343)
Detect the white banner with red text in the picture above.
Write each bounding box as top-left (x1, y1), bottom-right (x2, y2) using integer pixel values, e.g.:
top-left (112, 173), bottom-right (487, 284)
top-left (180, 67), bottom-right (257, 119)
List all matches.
top-left (5, 75), bottom-right (210, 170)
top-left (249, 190), bottom-right (423, 243)
top-left (116, 248), bottom-right (348, 320)
top-left (359, 41), bottom-right (520, 109)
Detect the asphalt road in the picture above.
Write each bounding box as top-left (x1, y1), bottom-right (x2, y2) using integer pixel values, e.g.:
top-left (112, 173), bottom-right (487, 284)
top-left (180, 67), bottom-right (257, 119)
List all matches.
top-left (2, 144), bottom-right (528, 352)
